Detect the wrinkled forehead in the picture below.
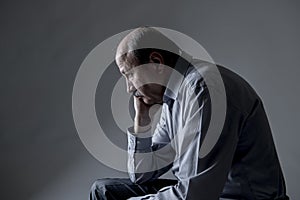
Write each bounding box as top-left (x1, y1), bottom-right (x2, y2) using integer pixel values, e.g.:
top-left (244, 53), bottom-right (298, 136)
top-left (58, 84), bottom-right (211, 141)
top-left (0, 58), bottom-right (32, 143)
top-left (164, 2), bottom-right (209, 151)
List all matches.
top-left (115, 33), bottom-right (132, 59)
top-left (115, 52), bottom-right (126, 67)
top-left (115, 39), bottom-right (130, 64)
top-left (116, 51), bottom-right (137, 67)
top-left (115, 48), bottom-right (127, 62)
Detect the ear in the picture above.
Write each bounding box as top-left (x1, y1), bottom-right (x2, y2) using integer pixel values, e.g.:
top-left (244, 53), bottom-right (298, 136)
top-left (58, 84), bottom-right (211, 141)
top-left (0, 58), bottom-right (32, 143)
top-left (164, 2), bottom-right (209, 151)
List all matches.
top-left (149, 52), bottom-right (164, 74)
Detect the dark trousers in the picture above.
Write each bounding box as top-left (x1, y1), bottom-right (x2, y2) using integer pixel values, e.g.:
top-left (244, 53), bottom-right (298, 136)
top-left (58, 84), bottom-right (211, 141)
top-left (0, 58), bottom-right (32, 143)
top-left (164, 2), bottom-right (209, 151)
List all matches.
top-left (89, 178), bottom-right (177, 200)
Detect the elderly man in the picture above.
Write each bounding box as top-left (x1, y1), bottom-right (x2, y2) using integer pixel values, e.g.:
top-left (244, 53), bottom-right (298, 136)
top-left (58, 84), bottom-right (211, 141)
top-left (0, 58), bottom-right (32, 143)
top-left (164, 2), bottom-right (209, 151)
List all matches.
top-left (90, 27), bottom-right (289, 200)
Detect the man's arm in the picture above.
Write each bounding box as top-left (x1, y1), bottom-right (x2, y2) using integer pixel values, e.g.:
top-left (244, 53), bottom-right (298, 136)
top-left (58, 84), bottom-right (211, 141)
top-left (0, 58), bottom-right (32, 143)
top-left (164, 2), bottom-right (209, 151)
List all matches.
top-left (127, 97), bottom-right (175, 184)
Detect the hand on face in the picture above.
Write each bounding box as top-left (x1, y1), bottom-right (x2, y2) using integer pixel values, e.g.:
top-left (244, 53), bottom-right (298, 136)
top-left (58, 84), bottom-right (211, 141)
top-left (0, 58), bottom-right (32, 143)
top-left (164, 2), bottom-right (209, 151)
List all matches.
top-left (133, 86), bottom-right (163, 106)
top-left (133, 96), bottom-right (161, 132)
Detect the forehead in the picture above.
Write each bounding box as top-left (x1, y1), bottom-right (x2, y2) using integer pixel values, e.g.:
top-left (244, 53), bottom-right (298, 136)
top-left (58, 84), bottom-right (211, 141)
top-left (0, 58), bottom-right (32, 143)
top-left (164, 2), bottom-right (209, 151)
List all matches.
top-left (116, 59), bottom-right (132, 73)
top-left (115, 53), bottom-right (138, 71)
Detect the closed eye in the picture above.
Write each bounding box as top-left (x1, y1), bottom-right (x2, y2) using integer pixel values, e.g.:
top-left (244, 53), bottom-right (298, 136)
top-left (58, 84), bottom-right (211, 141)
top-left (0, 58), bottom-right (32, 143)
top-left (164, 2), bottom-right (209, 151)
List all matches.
top-left (121, 70), bottom-right (130, 76)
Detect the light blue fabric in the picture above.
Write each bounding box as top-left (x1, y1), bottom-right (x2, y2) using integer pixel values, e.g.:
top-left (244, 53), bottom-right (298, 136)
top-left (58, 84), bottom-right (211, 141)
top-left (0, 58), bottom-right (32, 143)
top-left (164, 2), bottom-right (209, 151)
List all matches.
top-left (127, 57), bottom-right (288, 200)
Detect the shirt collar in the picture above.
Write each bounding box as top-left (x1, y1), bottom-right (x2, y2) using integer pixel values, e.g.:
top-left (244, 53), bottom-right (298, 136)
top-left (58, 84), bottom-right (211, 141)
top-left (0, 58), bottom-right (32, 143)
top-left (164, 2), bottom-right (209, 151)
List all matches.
top-left (163, 50), bottom-right (192, 102)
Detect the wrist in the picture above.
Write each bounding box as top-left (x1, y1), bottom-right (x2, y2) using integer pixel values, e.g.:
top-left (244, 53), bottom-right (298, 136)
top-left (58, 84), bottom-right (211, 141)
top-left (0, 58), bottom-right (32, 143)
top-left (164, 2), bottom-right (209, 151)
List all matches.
top-left (134, 115), bottom-right (151, 133)
top-left (135, 113), bottom-right (151, 125)
top-left (133, 124), bottom-right (151, 133)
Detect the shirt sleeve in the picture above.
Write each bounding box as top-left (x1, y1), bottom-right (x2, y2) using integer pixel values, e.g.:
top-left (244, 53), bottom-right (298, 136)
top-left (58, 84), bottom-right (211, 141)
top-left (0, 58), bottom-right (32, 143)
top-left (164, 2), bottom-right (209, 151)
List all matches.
top-left (127, 104), bottom-right (176, 184)
top-left (180, 77), bottom-right (238, 200)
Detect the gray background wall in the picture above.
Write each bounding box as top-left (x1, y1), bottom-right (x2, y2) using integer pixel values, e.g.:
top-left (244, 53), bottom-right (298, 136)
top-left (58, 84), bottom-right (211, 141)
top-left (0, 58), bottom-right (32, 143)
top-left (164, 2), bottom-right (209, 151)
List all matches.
top-left (0, 0), bottom-right (299, 199)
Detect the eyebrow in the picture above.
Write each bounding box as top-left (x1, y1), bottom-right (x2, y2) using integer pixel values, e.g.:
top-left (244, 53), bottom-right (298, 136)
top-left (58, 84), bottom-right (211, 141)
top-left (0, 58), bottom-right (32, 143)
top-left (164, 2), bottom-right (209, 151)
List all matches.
top-left (120, 67), bottom-right (132, 75)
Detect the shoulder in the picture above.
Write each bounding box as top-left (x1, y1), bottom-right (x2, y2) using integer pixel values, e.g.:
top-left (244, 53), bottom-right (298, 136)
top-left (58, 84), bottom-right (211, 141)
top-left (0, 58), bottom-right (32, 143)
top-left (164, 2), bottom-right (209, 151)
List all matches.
top-left (181, 60), bottom-right (219, 96)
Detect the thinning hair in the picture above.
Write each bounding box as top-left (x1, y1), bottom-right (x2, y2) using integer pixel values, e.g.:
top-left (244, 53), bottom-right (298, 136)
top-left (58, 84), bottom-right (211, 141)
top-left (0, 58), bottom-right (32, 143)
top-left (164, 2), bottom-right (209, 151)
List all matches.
top-left (117, 27), bottom-right (180, 67)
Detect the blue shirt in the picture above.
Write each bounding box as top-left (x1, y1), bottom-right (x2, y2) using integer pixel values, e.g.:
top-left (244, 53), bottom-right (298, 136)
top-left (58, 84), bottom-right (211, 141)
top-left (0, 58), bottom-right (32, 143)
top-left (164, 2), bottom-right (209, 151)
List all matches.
top-left (127, 56), bottom-right (288, 200)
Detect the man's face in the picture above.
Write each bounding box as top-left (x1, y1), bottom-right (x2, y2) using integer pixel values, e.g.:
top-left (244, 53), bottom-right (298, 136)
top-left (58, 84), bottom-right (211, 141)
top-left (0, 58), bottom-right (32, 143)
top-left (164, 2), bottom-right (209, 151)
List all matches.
top-left (116, 53), bottom-right (167, 105)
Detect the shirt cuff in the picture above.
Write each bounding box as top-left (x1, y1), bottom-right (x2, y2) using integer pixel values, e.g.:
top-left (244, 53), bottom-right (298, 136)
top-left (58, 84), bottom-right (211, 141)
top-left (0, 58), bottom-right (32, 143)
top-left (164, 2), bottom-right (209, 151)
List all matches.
top-left (127, 127), bottom-right (152, 152)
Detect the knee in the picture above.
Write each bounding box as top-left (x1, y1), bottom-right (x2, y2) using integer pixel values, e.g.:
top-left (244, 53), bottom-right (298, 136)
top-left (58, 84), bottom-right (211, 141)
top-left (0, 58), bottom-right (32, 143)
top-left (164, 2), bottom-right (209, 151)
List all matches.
top-left (91, 179), bottom-right (109, 190)
top-left (90, 179), bottom-right (111, 200)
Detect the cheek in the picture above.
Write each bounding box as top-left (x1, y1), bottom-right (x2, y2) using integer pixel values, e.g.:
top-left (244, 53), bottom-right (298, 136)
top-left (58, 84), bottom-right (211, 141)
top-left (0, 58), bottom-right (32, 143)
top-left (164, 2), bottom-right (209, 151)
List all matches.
top-left (133, 69), bottom-right (158, 92)
top-left (132, 74), bottom-right (147, 89)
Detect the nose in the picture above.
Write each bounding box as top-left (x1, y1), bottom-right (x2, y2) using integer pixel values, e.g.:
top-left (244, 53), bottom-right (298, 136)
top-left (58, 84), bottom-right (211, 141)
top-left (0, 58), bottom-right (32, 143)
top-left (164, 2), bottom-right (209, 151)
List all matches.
top-left (126, 79), bottom-right (135, 93)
